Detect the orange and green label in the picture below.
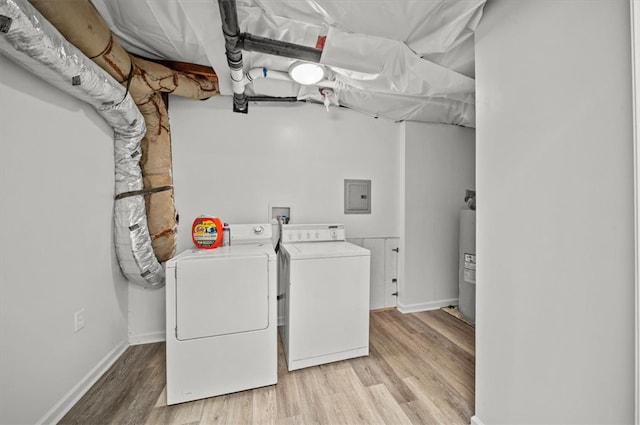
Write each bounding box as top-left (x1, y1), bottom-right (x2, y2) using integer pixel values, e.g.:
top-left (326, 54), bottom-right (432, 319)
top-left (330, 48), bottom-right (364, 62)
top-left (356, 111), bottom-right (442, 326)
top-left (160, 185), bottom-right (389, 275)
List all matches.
top-left (191, 216), bottom-right (223, 249)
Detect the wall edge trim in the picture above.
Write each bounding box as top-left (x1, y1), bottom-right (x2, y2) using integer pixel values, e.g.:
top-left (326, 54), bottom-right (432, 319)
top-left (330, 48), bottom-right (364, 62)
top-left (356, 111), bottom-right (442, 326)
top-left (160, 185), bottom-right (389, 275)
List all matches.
top-left (631, 0), bottom-right (640, 423)
top-left (470, 415), bottom-right (486, 425)
top-left (36, 339), bottom-right (128, 425)
top-left (397, 298), bottom-right (458, 314)
top-left (129, 331), bottom-right (166, 345)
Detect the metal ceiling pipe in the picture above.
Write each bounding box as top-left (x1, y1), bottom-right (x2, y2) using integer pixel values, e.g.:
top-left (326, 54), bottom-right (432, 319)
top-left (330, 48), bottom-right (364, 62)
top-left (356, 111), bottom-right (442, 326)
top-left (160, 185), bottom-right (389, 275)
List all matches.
top-left (217, 0), bottom-right (324, 113)
top-left (247, 96), bottom-right (298, 102)
top-left (218, 0), bottom-right (248, 113)
top-left (240, 33), bottom-right (322, 63)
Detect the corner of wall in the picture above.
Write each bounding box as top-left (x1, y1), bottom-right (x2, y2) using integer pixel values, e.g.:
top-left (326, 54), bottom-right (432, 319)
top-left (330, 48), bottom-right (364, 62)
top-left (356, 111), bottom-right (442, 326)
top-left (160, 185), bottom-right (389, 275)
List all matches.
top-left (36, 340), bottom-right (128, 425)
top-left (128, 284), bottom-right (167, 344)
top-left (397, 121), bottom-right (407, 309)
top-left (470, 415), bottom-right (486, 425)
top-left (630, 1), bottom-right (640, 422)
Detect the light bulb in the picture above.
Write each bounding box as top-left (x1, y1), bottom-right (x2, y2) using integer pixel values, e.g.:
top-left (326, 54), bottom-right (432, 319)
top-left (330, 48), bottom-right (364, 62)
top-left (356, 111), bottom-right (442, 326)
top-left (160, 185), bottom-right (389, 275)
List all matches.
top-left (288, 62), bottom-right (325, 85)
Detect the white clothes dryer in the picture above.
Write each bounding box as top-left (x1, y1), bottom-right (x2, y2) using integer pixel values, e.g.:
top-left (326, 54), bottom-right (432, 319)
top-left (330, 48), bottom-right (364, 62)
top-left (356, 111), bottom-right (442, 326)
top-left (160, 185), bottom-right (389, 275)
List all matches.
top-left (165, 224), bottom-right (277, 405)
top-left (279, 224), bottom-right (370, 371)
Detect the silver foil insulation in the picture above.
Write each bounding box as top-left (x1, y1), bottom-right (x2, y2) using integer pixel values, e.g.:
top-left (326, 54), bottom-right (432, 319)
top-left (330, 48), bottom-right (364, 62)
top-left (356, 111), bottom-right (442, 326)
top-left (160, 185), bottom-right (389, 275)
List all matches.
top-left (0, 0), bottom-right (164, 287)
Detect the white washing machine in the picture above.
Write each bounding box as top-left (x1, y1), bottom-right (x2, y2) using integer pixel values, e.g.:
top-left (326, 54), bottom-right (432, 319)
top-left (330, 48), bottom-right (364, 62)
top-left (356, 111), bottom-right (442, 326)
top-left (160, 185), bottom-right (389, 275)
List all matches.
top-left (279, 224), bottom-right (370, 371)
top-left (165, 224), bottom-right (277, 405)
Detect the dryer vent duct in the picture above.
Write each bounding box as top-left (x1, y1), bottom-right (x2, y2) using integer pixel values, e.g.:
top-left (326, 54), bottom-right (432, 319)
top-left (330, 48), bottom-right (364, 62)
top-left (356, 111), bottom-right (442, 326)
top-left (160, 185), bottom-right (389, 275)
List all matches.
top-left (0, 0), bottom-right (163, 286)
top-left (0, 0), bottom-right (218, 287)
top-left (29, 0), bottom-right (219, 270)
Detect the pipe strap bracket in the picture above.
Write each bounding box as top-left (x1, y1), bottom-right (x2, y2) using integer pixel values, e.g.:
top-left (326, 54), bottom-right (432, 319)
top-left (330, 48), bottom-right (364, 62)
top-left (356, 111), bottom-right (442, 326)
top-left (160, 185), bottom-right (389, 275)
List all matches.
top-left (115, 185), bottom-right (173, 200)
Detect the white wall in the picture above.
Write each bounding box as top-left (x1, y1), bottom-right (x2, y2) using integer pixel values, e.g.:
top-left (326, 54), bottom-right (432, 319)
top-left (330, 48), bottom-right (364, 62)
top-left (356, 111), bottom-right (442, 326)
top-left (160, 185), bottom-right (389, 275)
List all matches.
top-left (631, 3), bottom-right (640, 422)
top-left (474, 1), bottom-right (635, 424)
top-left (129, 97), bottom-right (479, 336)
top-left (169, 96), bottom-right (402, 248)
top-left (128, 285), bottom-right (165, 344)
top-left (400, 122), bottom-right (475, 312)
top-left (0, 59), bottom-right (129, 424)
top-left (127, 96), bottom-right (404, 338)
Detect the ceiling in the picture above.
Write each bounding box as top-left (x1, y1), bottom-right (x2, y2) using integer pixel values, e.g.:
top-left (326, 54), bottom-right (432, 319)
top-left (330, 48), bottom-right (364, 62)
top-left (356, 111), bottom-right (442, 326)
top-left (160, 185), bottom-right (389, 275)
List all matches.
top-left (90, 0), bottom-right (486, 127)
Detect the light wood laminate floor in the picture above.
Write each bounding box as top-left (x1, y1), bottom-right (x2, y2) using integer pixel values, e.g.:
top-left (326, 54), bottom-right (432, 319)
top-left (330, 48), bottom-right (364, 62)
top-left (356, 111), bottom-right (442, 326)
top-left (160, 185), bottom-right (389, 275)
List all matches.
top-left (59, 309), bottom-right (475, 425)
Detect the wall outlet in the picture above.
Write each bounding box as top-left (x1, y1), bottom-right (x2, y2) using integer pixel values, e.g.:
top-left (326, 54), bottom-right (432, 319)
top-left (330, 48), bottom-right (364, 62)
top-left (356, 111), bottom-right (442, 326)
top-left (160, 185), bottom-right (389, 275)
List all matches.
top-left (74, 308), bottom-right (85, 333)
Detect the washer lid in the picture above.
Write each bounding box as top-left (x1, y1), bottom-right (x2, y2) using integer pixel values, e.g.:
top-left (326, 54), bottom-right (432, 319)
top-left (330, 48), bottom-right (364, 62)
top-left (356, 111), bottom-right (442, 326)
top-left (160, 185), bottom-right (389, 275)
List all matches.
top-left (282, 241), bottom-right (370, 260)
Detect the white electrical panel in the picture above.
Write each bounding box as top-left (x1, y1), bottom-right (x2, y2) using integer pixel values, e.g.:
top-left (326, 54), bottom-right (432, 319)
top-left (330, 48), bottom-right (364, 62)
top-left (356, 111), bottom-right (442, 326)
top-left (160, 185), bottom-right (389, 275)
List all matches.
top-left (344, 179), bottom-right (371, 214)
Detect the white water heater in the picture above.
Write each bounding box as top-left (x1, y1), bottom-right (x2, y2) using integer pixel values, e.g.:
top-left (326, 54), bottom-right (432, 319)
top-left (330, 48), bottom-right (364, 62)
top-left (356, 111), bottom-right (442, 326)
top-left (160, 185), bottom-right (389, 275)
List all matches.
top-left (458, 208), bottom-right (476, 324)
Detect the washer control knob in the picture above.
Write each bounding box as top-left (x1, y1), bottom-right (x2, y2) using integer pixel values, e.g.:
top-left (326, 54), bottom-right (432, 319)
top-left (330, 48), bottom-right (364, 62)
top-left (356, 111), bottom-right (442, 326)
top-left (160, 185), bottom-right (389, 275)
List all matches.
top-left (253, 226), bottom-right (264, 235)
top-left (330, 230), bottom-right (338, 239)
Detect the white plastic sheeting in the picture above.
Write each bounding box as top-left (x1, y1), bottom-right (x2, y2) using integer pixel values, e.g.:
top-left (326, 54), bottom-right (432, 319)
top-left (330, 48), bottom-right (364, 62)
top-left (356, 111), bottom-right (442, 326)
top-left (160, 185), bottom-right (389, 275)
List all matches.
top-left (316, 26), bottom-right (475, 125)
top-left (90, 0), bottom-right (485, 126)
top-left (0, 0), bottom-right (164, 287)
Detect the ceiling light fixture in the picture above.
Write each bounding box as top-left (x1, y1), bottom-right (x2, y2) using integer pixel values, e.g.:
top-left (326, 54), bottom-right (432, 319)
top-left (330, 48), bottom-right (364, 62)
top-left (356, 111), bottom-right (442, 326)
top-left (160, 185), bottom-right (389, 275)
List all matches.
top-left (288, 61), bottom-right (325, 85)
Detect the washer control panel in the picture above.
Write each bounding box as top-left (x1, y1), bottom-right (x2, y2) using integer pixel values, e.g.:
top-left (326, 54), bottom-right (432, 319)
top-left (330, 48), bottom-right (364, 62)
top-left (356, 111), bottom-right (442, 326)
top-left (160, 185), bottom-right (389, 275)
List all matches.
top-left (282, 224), bottom-right (346, 243)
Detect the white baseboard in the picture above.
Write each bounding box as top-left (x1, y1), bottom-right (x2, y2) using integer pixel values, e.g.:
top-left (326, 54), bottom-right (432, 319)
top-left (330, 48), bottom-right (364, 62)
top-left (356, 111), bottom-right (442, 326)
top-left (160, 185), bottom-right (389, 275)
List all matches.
top-left (37, 339), bottom-right (128, 425)
top-left (129, 331), bottom-right (166, 345)
top-left (470, 415), bottom-right (485, 425)
top-left (397, 298), bottom-right (458, 314)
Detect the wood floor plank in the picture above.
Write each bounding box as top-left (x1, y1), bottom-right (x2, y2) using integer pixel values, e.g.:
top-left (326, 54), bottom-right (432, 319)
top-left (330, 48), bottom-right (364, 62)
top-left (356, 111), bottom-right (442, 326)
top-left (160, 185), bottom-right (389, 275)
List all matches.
top-left (401, 398), bottom-right (449, 425)
top-left (289, 371), bottom-right (327, 425)
top-left (58, 343), bottom-right (165, 425)
top-left (155, 387), bottom-right (168, 408)
top-left (404, 375), bottom-right (473, 425)
top-left (366, 383), bottom-right (414, 425)
top-left (372, 310), bottom-right (475, 405)
top-left (200, 389), bottom-right (254, 425)
top-left (276, 415), bottom-right (304, 425)
top-left (274, 343), bottom-right (303, 421)
top-left (327, 367), bottom-right (387, 424)
top-left (59, 309), bottom-right (474, 425)
top-left (414, 309), bottom-right (475, 356)
top-left (144, 398), bottom-right (205, 425)
top-left (251, 385), bottom-right (276, 425)
top-left (350, 343), bottom-right (417, 404)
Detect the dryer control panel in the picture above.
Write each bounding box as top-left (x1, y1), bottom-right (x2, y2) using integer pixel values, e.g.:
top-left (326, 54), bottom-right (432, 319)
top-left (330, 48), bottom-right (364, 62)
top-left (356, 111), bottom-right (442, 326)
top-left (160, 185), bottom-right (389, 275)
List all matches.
top-left (282, 224), bottom-right (346, 243)
top-left (230, 223), bottom-right (272, 244)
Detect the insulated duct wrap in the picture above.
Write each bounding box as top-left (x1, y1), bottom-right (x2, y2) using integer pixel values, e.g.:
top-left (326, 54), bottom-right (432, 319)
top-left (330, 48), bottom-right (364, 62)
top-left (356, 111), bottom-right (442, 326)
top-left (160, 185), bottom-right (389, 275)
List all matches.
top-left (91, 0), bottom-right (484, 126)
top-left (0, 0), bottom-right (164, 287)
